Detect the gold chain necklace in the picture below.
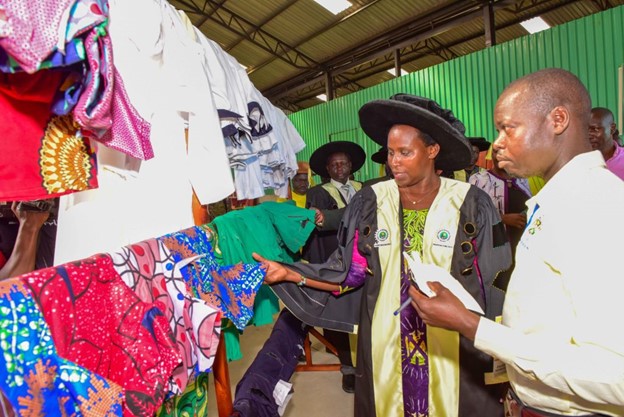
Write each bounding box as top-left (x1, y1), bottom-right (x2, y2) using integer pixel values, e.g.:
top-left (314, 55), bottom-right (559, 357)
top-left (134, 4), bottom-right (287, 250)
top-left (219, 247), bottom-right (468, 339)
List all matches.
top-left (407, 184), bottom-right (440, 205)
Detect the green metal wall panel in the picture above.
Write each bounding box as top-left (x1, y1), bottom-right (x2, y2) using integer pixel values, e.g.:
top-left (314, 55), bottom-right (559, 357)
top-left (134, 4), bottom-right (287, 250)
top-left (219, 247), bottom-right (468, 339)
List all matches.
top-left (288, 5), bottom-right (624, 182)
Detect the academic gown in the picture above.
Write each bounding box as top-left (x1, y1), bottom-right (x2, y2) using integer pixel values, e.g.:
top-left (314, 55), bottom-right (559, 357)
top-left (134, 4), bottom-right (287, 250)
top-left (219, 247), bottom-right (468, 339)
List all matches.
top-left (271, 178), bottom-right (511, 417)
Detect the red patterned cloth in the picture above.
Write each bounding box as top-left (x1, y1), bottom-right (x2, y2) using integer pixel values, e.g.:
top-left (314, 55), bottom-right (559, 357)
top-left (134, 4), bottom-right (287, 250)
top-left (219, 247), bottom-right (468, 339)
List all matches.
top-left (21, 254), bottom-right (182, 417)
top-left (110, 239), bottom-right (222, 395)
top-left (0, 70), bottom-right (98, 201)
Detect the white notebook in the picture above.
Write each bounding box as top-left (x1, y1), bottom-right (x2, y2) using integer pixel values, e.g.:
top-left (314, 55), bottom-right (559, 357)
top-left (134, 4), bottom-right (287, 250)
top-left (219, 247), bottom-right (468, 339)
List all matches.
top-left (403, 251), bottom-right (484, 314)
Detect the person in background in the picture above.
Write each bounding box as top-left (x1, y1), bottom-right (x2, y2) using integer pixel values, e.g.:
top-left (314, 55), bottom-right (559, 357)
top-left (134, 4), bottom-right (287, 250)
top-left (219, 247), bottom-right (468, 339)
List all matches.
top-left (0, 201), bottom-right (52, 279)
top-left (303, 140), bottom-right (366, 393)
top-left (589, 107), bottom-right (624, 180)
top-left (446, 137), bottom-right (491, 181)
top-left (363, 147), bottom-right (393, 187)
top-left (469, 148), bottom-right (532, 289)
top-left (290, 161), bottom-right (312, 208)
top-left (254, 94), bottom-right (511, 417)
top-left (411, 68), bottom-right (624, 417)
top-left (613, 128), bottom-right (623, 147)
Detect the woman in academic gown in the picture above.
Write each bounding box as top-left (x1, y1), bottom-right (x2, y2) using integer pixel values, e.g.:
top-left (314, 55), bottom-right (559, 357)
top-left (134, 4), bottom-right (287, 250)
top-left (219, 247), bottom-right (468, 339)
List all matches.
top-left (254, 94), bottom-right (511, 417)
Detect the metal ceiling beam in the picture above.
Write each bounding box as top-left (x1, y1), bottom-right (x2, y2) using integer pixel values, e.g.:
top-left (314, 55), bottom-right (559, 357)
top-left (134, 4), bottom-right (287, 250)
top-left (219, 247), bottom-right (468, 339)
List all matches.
top-left (484, 0), bottom-right (497, 47)
top-left (176, 0), bottom-right (318, 69)
top-left (224, 0), bottom-right (299, 53)
top-left (265, 0), bottom-right (579, 104)
top-left (281, 0), bottom-right (579, 107)
top-left (247, 0), bottom-right (384, 76)
top-left (590, 0), bottom-right (614, 10)
top-left (263, 0), bottom-right (486, 100)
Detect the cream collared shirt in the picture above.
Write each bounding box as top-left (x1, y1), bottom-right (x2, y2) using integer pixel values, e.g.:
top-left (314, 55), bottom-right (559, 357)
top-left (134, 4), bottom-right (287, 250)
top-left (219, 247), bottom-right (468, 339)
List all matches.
top-left (330, 178), bottom-right (356, 203)
top-left (475, 151), bottom-right (624, 416)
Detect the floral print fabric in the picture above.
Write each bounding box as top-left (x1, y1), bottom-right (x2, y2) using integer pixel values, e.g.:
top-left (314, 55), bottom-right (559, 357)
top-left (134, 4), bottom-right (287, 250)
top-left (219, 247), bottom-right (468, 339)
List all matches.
top-left (0, 277), bottom-right (124, 416)
top-left (109, 239), bottom-right (222, 395)
top-left (160, 226), bottom-right (266, 331)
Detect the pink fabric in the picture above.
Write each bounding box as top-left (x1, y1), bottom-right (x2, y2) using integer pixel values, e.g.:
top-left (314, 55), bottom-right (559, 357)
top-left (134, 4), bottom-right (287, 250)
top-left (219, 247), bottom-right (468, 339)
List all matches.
top-left (73, 27), bottom-right (154, 160)
top-left (332, 230), bottom-right (368, 295)
top-left (99, 67), bottom-right (154, 160)
top-left (73, 26), bottom-right (114, 137)
top-left (0, 0), bottom-right (75, 73)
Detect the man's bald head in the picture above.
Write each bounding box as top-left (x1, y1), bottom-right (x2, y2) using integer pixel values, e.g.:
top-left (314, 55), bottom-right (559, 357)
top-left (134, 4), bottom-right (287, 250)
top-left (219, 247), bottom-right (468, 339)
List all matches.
top-left (504, 68), bottom-right (591, 127)
top-left (493, 69), bottom-right (593, 181)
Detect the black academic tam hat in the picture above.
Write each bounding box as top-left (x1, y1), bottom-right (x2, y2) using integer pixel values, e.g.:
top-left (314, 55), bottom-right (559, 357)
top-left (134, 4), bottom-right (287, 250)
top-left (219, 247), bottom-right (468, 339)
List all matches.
top-left (309, 141), bottom-right (366, 178)
top-left (371, 147), bottom-right (388, 164)
top-left (468, 137), bottom-right (491, 152)
top-left (358, 94), bottom-right (471, 171)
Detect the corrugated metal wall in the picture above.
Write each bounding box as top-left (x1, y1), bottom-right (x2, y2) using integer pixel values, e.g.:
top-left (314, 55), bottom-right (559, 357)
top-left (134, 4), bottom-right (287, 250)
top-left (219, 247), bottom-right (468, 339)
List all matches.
top-left (289, 5), bottom-right (624, 182)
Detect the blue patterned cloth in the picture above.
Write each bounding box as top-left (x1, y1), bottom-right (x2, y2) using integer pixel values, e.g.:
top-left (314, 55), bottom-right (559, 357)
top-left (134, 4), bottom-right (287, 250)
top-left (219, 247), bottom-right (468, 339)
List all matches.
top-left (159, 226), bottom-right (266, 331)
top-left (0, 279), bottom-right (123, 416)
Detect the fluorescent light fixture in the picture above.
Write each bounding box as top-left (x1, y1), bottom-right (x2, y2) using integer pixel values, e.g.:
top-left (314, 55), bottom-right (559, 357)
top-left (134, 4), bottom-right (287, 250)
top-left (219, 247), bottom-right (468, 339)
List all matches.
top-left (316, 94), bottom-right (327, 101)
top-left (520, 16), bottom-right (550, 34)
top-left (314, 0), bottom-right (351, 15)
top-left (387, 68), bottom-right (409, 77)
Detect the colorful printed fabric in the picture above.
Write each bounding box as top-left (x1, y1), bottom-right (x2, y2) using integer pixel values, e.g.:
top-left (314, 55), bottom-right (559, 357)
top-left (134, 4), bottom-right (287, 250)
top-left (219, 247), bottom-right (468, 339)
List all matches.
top-left (157, 372), bottom-right (209, 417)
top-left (0, 70), bottom-right (99, 201)
top-left (0, 277), bottom-right (124, 416)
top-left (401, 209), bottom-right (430, 416)
top-left (21, 254), bottom-right (182, 417)
top-left (0, 0), bottom-right (76, 73)
top-left (159, 226), bottom-right (266, 331)
top-left (73, 23), bottom-right (154, 160)
top-left (109, 239), bottom-right (222, 395)
top-left (65, 0), bottom-right (108, 41)
top-left (0, 38), bottom-right (86, 73)
top-left (209, 201), bottom-right (316, 361)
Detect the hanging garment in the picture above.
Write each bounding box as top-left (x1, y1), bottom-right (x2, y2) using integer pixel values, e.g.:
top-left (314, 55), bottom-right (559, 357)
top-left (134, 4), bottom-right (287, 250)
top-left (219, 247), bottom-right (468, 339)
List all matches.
top-left (0, 70), bottom-right (99, 201)
top-left (159, 226), bottom-right (265, 331)
top-left (106, 0), bottom-right (234, 203)
top-left (109, 238), bottom-right (222, 395)
top-left (0, 0), bottom-right (75, 73)
top-left (21, 254), bottom-right (182, 417)
top-left (156, 372), bottom-right (210, 417)
top-left (208, 201), bottom-right (316, 361)
top-left (73, 23), bottom-right (154, 160)
top-left (0, 38), bottom-right (86, 73)
top-left (0, 277), bottom-right (124, 416)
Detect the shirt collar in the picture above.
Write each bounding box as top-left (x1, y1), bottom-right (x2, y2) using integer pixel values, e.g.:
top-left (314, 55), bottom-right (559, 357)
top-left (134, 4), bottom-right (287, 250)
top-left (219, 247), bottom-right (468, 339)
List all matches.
top-left (330, 178), bottom-right (352, 190)
top-left (526, 150), bottom-right (605, 210)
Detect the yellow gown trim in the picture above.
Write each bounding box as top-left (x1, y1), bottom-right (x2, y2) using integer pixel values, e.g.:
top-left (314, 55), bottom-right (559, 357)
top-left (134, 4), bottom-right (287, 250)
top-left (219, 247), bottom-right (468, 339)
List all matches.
top-left (370, 178), bottom-right (470, 417)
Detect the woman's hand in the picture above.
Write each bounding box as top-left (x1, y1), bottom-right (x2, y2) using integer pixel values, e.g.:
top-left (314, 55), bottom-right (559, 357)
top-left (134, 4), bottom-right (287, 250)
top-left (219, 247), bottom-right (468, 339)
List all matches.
top-left (502, 213), bottom-right (527, 229)
top-left (252, 252), bottom-right (291, 285)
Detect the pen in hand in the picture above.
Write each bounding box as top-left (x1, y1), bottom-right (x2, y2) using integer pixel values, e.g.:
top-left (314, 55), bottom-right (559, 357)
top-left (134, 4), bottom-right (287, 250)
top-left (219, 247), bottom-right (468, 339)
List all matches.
top-left (393, 280), bottom-right (424, 316)
top-left (393, 298), bottom-right (412, 316)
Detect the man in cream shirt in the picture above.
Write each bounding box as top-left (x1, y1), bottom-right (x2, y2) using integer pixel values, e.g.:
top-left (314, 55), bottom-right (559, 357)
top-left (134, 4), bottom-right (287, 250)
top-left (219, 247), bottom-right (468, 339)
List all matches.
top-left (410, 68), bottom-right (624, 416)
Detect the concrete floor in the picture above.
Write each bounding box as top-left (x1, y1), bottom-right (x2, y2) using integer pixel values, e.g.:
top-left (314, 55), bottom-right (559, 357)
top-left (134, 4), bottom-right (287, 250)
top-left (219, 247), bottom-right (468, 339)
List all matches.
top-left (207, 321), bottom-right (354, 417)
